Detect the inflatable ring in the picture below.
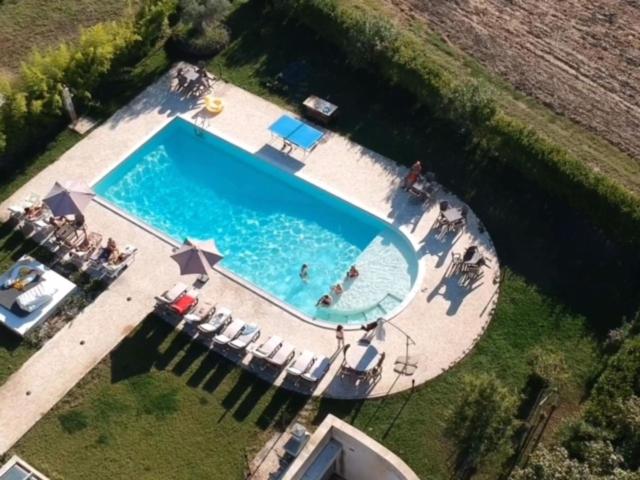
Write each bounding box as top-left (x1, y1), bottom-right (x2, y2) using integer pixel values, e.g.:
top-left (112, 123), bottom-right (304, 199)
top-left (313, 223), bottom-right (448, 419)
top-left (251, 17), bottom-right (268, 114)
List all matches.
top-left (204, 96), bottom-right (224, 114)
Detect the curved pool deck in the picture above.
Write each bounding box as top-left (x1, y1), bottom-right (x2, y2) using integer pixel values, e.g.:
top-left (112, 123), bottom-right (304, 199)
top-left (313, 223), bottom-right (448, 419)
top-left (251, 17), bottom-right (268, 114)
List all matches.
top-left (0, 63), bottom-right (500, 437)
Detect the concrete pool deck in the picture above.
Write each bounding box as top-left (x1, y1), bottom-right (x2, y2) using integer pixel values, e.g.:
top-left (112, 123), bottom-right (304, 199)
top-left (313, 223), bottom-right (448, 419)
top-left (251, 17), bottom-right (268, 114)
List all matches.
top-left (0, 64), bottom-right (499, 453)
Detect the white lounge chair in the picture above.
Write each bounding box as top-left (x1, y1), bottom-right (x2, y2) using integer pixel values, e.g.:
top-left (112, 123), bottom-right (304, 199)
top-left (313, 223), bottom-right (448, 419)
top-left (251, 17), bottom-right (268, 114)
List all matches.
top-left (301, 356), bottom-right (331, 383)
top-left (229, 323), bottom-right (261, 350)
top-left (286, 350), bottom-right (315, 377)
top-left (197, 307), bottom-right (231, 335)
top-left (184, 299), bottom-right (215, 323)
top-left (213, 319), bottom-right (245, 345)
top-left (155, 282), bottom-right (188, 305)
top-left (100, 245), bottom-right (137, 280)
top-left (16, 282), bottom-right (59, 314)
top-left (266, 342), bottom-right (295, 368)
top-left (251, 335), bottom-right (283, 360)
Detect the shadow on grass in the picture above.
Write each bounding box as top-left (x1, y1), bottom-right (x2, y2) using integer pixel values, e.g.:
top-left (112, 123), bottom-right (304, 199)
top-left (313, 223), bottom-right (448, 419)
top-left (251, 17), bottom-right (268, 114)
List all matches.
top-left (215, 1), bottom-right (640, 332)
top-left (110, 315), bottom-right (173, 383)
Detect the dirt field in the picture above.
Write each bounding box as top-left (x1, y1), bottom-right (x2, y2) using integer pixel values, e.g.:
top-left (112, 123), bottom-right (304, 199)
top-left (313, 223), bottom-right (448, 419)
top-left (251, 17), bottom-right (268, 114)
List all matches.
top-left (0, 0), bottom-right (138, 79)
top-left (388, 0), bottom-right (640, 162)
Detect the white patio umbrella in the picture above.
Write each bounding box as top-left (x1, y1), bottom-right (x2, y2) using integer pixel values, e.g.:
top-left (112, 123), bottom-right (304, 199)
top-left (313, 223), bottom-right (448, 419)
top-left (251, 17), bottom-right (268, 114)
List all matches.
top-left (170, 238), bottom-right (224, 282)
top-left (43, 181), bottom-right (95, 217)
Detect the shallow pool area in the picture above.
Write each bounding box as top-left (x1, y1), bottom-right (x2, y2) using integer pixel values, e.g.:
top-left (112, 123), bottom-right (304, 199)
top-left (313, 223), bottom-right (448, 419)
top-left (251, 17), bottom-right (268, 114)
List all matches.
top-left (95, 118), bottom-right (418, 323)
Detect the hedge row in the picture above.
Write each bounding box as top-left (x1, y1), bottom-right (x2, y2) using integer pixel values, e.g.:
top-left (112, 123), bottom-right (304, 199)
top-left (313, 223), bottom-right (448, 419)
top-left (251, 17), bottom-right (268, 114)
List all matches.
top-left (0, 0), bottom-right (177, 165)
top-left (272, 0), bottom-right (640, 245)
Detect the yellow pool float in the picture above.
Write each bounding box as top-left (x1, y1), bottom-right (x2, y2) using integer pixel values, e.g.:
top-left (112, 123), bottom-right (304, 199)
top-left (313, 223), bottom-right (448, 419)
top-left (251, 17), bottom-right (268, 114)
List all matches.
top-left (204, 96), bottom-right (224, 114)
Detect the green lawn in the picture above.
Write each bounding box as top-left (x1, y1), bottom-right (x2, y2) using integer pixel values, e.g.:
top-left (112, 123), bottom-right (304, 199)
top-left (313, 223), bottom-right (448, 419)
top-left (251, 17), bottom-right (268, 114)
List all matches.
top-left (14, 316), bottom-right (307, 480)
top-left (0, 0), bottom-right (139, 78)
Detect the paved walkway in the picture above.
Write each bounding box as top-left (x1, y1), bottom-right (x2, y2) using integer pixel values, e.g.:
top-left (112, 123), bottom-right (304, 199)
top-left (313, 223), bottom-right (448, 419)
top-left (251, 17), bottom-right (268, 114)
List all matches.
top-left (0, 64), bottom-right (499, 454)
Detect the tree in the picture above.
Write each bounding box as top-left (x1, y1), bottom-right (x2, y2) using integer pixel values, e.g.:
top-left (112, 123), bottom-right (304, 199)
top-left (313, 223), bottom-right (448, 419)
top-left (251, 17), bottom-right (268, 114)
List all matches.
top-left (446, 373), bottom-right (519, 474)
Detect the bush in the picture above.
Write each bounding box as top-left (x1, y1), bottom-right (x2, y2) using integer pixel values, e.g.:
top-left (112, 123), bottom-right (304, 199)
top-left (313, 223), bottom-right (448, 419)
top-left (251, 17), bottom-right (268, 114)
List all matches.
top-left (272, 0), bottom-right (640, 247)
top-left (0, 0), bottom-right (177, 164)
top-left (170, 0), bottom-right (231, 57)
top-left (446, 374), bottom-right (519, 472)
top-left (171, 21), bottom-right (229, 57)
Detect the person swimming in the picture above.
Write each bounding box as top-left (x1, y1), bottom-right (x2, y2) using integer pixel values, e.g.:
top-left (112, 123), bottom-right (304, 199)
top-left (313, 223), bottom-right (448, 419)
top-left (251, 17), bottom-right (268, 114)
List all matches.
top-left (346, 265), bottom-right (359, 279)
top-left (316, 294), bottom-right (333, 307)
top-left (299, 264), bottom-right (309, 282)
top-left (331, 283), bottom-right (344, 295)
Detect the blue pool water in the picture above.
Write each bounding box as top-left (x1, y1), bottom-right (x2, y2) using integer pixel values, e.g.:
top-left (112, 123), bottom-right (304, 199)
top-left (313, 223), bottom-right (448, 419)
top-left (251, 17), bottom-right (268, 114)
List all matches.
top-left (95, 118), bottom-right (418, 323)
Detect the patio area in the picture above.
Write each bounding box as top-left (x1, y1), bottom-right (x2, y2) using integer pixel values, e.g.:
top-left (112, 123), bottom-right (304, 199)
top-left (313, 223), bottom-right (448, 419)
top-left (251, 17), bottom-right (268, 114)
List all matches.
top-left (0, 63), bottom-right (499, 453)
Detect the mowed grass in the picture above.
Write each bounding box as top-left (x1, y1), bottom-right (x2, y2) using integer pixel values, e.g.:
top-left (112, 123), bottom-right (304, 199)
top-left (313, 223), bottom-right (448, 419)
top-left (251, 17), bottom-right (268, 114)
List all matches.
top-left (11, 273), bottom-right (598, 479)
top-left (0, 0), bottom-right (139, 78)
top-left (14, 316), bottom-right (307, 480)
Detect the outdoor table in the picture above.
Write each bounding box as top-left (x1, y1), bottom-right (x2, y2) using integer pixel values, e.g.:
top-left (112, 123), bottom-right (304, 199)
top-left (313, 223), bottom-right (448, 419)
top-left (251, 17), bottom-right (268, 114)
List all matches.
top-left (303, 95), bottom-right (338, 125)
top-left (442, 208), bottom-right (463, 224)
top-left (408, 182), bottom-right (429, 199)
top-left (463, 250), bottom-right (483, 265)
top-left (345, 343), bottom-right (381, 373)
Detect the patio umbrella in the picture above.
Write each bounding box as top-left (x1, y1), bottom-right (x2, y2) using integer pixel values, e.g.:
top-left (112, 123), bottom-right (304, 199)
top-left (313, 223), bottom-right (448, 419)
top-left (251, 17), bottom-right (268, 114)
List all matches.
top-left (170, 238), bottom-right (224, 280)
top-left (43, 181), bottom-right (95, 217)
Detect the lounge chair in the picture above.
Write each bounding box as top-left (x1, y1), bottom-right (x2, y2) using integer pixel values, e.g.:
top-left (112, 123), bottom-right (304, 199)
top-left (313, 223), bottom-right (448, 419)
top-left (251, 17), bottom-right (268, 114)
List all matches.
top-left (15, 282), bottom-right (58, 314)
top-left (155, 282), bottom-right (188, 305)
top-left (213, 319), bottom-right (245, 345)
top-left (229, 323), bottom-right (261, 350)
top-left (98, 245), bottom-right (138, 280)
top-left (286, 350), bottom-right (315, 377)
top-left (251, 335), bottom-right (283, 360)
top-left (168, 290), bottom-right (198, 317)
top-left (197, 307), bottom-right (231, 335)
top-left (265, 342), bottom-right (295, 369)
top-left (184, 299), bottom-right (215, 324)
top-left (67, 232), bottom-right (103, 267)
top-left (301, 356), bottom-right (331, 384)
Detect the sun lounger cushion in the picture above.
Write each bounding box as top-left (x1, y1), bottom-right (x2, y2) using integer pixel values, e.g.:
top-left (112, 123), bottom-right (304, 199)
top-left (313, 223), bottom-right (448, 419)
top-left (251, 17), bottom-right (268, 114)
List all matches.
top-left (3, 261), bottom-right (45, 289)
top-left (229, 323), bottom-right (260, 349)
top-left (169, 294), bottom-right (197, 316)
top-left (16, 282), bottom-right (58, 313)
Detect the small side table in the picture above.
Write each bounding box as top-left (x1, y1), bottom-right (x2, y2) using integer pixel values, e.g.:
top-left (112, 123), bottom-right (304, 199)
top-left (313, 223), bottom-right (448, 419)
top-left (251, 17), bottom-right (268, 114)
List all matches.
top-left (303, 95), bottom-right (338, 125)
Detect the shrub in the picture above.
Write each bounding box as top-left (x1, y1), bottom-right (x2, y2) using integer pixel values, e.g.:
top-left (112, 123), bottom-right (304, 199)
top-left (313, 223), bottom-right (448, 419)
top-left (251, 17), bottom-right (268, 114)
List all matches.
top-left (0, 0), bottom-right (177, 163)
top-left (446, 374), bottom-right (519, 472)
top-left (528, 346), bottom-right (569, 390)
top-left (170, 0), bottom-right (231, 57)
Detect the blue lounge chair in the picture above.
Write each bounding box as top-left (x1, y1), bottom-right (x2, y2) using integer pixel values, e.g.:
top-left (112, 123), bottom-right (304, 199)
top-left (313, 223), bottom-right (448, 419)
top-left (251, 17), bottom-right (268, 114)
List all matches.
top-left (268, 115), bottom-right (324, 156)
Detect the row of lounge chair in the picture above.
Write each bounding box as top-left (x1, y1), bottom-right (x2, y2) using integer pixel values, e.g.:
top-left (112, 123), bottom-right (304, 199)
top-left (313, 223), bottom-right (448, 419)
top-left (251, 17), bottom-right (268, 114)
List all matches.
top-left (155, 283), bottom-right (331, 385)
top-left (8, 196), bottom-right (137, 281)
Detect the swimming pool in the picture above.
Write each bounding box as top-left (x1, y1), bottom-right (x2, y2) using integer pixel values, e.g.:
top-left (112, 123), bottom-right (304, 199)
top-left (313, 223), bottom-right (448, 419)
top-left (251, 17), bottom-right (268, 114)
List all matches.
top-left (95, 117), bottom-right (419, 324)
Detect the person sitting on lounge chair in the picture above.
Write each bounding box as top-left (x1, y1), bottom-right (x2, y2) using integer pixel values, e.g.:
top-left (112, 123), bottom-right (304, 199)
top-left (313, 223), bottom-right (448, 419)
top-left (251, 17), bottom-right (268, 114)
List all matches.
top-left (402, 161), bottom-right (422, 190)
top-left (48, 216), bottom-right (68, 229)
top-left (316, 294), bottom-right (333, 307)
top-left (98, 237), bottom-right (119, 263)
top-left (24, 204), bottom-right (44, 221)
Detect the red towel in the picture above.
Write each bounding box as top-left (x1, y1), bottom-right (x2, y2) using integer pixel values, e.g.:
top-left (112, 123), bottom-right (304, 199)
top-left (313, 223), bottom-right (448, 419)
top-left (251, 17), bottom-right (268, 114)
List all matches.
top-left (170, 295), bottom-right (197, 316)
